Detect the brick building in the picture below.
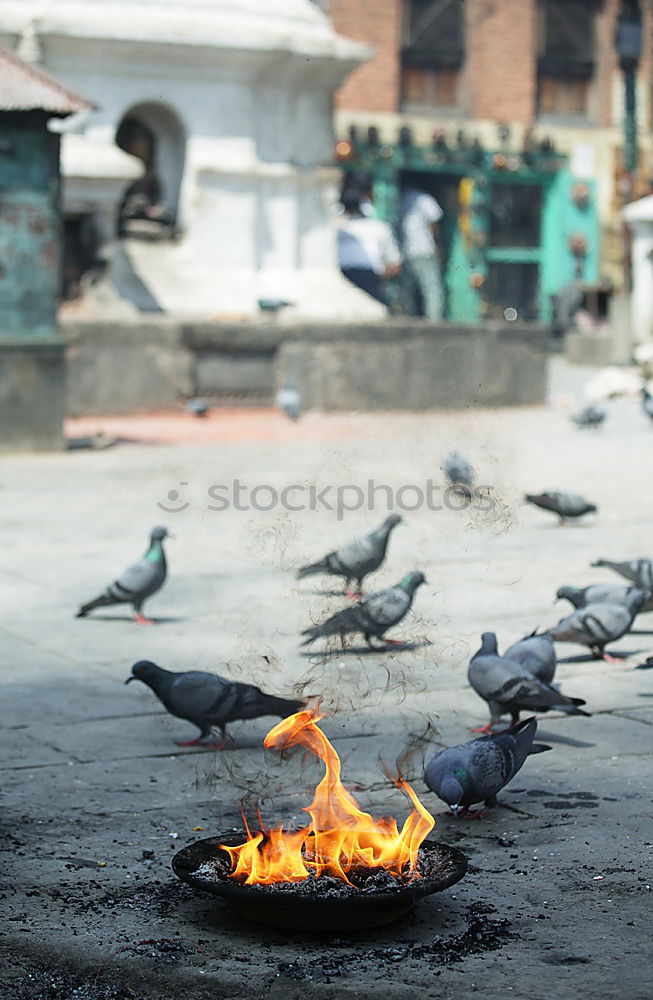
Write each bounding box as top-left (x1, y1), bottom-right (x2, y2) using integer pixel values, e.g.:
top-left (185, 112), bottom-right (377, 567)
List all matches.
top-left (330, 0), bottom-right (653, 311)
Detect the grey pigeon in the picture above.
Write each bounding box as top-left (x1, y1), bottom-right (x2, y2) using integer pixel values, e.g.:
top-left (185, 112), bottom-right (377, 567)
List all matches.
top-left (591, 557), bottom-right (653, 590)
top-left (258, 298), bottom-right (294, 315)
top-left (126, 660), bottom-right (304, 749)
top-left (276, 380), bottom-right (301, 422)
top-left (642, 385), bottom-right (653, 422)
top-left (504, 630), bottom-right (557, 684)
top-left (76, 526), bottom-right (169, 624)
top-left (468, 632), bottom-right (590, 731)
top-left (297, 514), bottom-right (402, 596)
top-left (571, 404), bottom-right (607, 429)
top-left (442, 451), bottom-right (474, 499)
top-left (301, 570), bottom-right (425, 649)
top-left (185, 397), bottom-right (210, 417)
top-left (525, 491), bottom-right (597, 524)
top-left (424, 717), bottom-right (551, 817)
top-left (557, 583), bottom-right (653, 613)
top-left (542, 590), bottom-right (647, 660)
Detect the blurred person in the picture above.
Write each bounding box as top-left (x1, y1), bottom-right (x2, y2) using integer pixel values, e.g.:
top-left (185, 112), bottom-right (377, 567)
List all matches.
top-left (339, 170), bottom-right (375, 217)
top-left (337, 189), bottom-right (401, 308)
top-left (398, 173), bottom-right (444, 320)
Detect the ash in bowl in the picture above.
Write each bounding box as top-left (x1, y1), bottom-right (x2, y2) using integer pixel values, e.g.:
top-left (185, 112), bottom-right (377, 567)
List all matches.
top-left (196, 842), bottom-right (452, 899)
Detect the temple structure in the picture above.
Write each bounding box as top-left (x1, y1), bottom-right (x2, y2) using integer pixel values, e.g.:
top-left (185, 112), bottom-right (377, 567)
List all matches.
top-left (0, 0), bottom-right (381, 318)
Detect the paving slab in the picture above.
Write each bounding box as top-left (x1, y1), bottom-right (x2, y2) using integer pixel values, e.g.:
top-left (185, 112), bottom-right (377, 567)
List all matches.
top-left (1, 363), bottom-right (652, 999)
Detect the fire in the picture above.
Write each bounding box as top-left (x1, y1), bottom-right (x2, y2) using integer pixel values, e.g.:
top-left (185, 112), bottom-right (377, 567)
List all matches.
top-left (219, 709), bottom-right (435, 887)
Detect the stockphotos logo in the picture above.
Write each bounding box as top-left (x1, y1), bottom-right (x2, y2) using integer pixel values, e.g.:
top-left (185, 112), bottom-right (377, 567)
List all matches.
top-left (157, 479), bottom-right (496, 520)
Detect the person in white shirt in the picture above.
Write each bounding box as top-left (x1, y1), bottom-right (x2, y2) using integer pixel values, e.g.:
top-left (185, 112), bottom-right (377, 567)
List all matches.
top-left (398, 174), bottom-right (444, 320)
top-left (337, 189), bottom-right (401, 308)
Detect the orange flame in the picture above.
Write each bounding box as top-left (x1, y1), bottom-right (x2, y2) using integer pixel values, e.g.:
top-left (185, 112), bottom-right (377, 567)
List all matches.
top-left (219, 709), bottom-right (435, 886)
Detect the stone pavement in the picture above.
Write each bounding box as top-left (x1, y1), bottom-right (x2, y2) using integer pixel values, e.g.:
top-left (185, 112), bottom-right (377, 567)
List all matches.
top-left (1, 360), bottom-right (652, 1000)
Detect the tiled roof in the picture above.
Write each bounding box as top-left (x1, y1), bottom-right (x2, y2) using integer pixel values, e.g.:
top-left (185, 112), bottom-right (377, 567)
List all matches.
top-left (0, 46), bottom-right (92, 115)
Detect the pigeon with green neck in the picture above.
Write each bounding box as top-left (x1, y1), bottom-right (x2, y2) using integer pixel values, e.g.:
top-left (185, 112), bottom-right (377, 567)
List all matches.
top-left (424, 717), bottom-right (551, 819)
top-left (76, 526), bottom-right (170, 624)
top-left (300, 570), bottom-right (425, 649)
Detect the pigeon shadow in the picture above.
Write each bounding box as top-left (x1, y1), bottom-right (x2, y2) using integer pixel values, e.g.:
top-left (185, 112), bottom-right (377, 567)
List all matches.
top-left (530, 729), bottom-right (595, 749)
top-left (298, 588), bottom-right (353, 598)
top-left (556, 652), bottom-right (601, 663)
top-left (628, 628), bottom-right (653, 636)
top-left (78, 615), bottom-right (189, 625)
top-left (300, 640), bottom-right (430, 658)
top-left (176, 739), bottom-right (265, 754)
top-left (557, 647), bottom-right (646, 663)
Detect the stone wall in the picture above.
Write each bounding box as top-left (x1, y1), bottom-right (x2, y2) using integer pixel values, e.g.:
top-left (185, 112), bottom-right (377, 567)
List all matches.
top-left (0, 339), bottom-right (66, 450)
top-left (62, 318), bottom-right (548, 415)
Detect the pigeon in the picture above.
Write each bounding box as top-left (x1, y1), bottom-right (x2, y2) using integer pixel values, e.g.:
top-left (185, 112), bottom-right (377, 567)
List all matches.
top-left (504, 630), bottom-right (557, 684)
top-left (297, 514), bottom-right (402, 596)
top-left (276, 380), bottom-right (301, 422)
top-left (258, 298), bottom-right (294, 316)
top-left (185, 397), bottom-right (211, 418)
top-left (442, 451), bottom-right (474, 499)
top-left (524, 491), bottom-right (597, 524)
top-left (126, 660), bottom-right (304, 749)
top-left (642, 385), bottom-right (653, 422)
top-left (76, 526), bottom-right (170, 624)
top-left (571, 404), bottom-right (607, 429)
top-left (591, 558), bottom-right (653, 590)
top-left (468, 632), bottom-right (590, 732)
top-left (301, 570), bottom-right (425, 649)
top-left (424, 717), bottom-right (551, 818)
top-left (541, 589), bottom-right (648, 661)
top-left (556, 583), bottom-right (653, 613)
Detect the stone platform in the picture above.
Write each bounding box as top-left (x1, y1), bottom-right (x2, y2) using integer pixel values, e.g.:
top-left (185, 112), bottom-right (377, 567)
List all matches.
top-left (0, 338), bottom-right (66, 450)
top-left (62, 317), bottom-right (549, 415)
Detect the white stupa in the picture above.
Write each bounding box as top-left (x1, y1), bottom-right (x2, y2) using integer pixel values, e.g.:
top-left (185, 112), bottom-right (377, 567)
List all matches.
top-left (0, 1), bottom-right (381, 318)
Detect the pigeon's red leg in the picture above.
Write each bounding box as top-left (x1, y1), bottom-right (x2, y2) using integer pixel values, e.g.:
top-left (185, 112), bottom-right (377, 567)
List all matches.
top-left (134, 613), bottom-right (155, 625)
top-left (175, 736), bottom-right (204, 747)
top-left (383, 638), bottom-right (406, 647)
top-left (469, 723), bottom-right (495, 734)
top-left (602, 652), bottom-right (623, 664)
top-left (345, 587), bottom-right (362, 600)
top-left (201, 738), bottom-right (231, 751)
top-left (460, 807), bottom-right (489, 820)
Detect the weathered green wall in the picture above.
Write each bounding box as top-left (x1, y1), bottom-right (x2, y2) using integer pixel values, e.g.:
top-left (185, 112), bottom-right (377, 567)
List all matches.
top-left (0, 114), bottom-right (61, 338)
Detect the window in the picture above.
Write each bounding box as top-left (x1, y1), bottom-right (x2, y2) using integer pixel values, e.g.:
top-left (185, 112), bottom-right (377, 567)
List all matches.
top-left (489, 184), bottom-right (543, 249)
top-left (401, 0), bottom-right (464, 111)
top-left (536, 0), bottom-right (600, 119)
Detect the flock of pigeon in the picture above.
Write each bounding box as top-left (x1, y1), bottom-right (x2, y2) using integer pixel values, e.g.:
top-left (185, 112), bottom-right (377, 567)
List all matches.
top-left (74, 448), bottom-right (652, 820)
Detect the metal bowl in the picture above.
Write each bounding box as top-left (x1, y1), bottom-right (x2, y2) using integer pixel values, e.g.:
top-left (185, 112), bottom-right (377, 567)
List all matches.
top-left (172, 834), bottom-right (468, 932)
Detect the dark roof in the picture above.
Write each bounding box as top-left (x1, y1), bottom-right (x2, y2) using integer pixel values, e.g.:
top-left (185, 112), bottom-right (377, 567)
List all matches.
top-left (0, 46), bottom-right (93, 115)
